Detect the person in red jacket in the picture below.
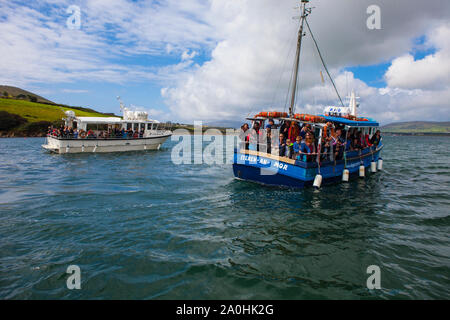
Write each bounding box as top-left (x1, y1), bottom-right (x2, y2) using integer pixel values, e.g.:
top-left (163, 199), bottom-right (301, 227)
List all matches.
top-left (288, 121), bottom-right (300, 142)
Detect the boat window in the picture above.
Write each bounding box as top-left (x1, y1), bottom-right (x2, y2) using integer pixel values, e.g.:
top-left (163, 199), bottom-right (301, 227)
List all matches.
top-left (86, 123), bottom-right (97, 131)
top-left (133, 123), bottom-right (139, 131)
top-left (147, 123), bottom-right (152, 130)
top-left (98, 124), bottom-right (108, 131)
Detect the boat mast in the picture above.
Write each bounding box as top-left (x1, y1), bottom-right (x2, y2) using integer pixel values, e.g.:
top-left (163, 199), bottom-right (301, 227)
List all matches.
top-left (289, 0), bottom-right (310, 118)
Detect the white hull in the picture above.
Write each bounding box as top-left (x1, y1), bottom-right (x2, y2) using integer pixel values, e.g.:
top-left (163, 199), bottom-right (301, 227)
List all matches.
top-left (42, 134), bottom-right (171, 154)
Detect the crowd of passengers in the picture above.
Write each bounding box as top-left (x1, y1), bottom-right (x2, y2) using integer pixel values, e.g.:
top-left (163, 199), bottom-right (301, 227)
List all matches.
top-left (47, 126), bottom-right (145, 139)
top-left (240, 119), bottom-right (381, 162)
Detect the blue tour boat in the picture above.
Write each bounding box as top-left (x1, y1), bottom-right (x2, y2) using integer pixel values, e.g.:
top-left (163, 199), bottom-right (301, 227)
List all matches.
top-left (232, 0), bottom-right (383, 188)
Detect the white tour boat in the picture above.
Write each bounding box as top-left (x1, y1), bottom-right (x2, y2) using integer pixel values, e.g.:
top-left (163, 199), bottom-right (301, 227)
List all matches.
top-left (42, 99), bottom-right (172, 154)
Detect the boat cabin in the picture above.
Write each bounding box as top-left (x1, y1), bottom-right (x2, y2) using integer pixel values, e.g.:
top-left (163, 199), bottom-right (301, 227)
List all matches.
top-left (62, 110), bottom-right (163, 139)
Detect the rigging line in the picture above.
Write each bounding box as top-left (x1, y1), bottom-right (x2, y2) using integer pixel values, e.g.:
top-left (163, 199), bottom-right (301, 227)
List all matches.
top-left (284, 51), bottom-right (297, 112)
top-left (294, 50), bottom-right (301, 114)
top-left (305, 17), bottom-right (344, 108)
top-left (271, 27), bottom-right (298, 110)
top-left (311, 33), bottom-right (331, 104)
top-left (248, 28), bottom-right (296, 119)
top-left (285, 15), bottom-right (303, 114)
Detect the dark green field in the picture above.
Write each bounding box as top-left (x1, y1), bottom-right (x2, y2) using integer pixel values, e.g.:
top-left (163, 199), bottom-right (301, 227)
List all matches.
top-left (382, 121), bottom-right (450, 134)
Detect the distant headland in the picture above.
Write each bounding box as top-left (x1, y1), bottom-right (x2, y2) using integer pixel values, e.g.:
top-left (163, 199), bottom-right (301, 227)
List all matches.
top-left (381, 121), bottom-right (450, 136)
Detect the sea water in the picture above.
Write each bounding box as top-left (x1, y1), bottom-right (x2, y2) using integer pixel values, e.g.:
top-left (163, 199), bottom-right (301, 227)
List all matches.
top-left (0, 136), bottom-right (449, 299)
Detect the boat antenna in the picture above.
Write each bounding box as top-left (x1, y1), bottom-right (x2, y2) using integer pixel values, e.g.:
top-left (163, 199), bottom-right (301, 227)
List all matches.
top-left (289, 0), bottom-right (311, 118)
top-left (304, 17), bottom-right (345, 108)
top-left (117, 96), bottom-right (125, 112)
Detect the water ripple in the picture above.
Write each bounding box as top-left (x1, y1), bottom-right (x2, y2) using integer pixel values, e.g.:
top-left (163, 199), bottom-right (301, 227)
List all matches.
top-left (0, 136), bottom-right (449, 299)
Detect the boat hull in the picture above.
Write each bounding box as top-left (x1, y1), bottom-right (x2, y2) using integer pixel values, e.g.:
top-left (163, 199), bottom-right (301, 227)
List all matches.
top-left (232, 145), bottom-right (383, 188)
top-left (42, 134), bottom-right (172, 154)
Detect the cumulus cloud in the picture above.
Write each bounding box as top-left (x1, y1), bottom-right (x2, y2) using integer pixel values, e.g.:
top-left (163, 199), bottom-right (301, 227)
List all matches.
top-left (1, 0), bottom-right (449, 124)
top-left (162, 0), bottom-right (450, 124)
top-left (385, 23), bottom-right (450, 90)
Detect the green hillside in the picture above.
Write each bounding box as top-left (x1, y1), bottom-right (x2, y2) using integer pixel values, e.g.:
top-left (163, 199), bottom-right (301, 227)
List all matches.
top-left (0, 85), bottom-right (54, 104)
top-left (0, 98), bottom-right (111, 137)
top-left (0, 98), bottom-right (107, 122)
top-left (381, 121), bottom-right (450, 134)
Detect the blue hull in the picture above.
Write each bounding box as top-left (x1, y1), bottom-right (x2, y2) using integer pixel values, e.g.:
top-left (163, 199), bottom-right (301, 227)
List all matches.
top-left (232, 145), bottom-right (383, 189)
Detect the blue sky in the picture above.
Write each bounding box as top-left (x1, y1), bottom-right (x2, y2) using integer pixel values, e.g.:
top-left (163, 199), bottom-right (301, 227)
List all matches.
top-left (1, 0), bottom-right (449, 124)
top-left (346, 39), bottom-right (438, 89)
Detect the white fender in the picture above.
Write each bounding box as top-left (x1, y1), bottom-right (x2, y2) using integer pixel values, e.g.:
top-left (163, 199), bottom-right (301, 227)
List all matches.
top-left (342, 169), bottom-right (349, 182)
top-left (359, 165), bottom-right (365, 178)
top-left (313, 174), bottom-right (322, 188)
top-left (371, 161), bottom-right (377, 173)
top-left (377, 159), bottom-right (383, 171)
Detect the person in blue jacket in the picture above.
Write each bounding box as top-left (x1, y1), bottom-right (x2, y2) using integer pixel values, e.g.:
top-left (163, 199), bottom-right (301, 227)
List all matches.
top-left (293, 136), bottom-right (302, 159)
top-left (300, 132), bottom-right (316, 162)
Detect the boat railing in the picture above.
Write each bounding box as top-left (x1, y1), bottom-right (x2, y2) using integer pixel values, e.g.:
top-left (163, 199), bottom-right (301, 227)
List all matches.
top-left (46, 132), bottom-right (171, 140)
top-left (238, 143), bottom-right (382, 165)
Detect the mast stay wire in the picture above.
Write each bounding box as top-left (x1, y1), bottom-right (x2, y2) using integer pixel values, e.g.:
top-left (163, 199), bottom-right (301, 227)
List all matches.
top-left (284, 46), bottom-right (298, 113)
top-left (270, 26), bottom-right (298, 112)
top-left (247, 23), bottom-right (299, 119)
top-left (305, 17), bottom-right (345, 108)
top-left (309, 30), bottom-right (332, 105)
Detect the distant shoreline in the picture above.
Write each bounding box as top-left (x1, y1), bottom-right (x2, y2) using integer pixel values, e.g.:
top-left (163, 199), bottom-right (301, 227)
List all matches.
top-left (383, 132), bottom-right (450, 136)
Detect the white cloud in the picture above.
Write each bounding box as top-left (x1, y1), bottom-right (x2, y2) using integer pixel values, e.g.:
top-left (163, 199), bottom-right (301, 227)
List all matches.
top-left (1, 0), bottom-right (449, 124)
top-left (162, 0), bottom-right (450, 123)
top-left (181, 50), bottom-right (197, 61)
top-left (385, 23), bottom-right (450, 90)
top-left (0, 0), bottom-right (217, 86)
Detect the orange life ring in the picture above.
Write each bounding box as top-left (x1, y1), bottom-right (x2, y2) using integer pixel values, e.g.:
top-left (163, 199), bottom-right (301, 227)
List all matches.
top-left (322, 125), bottom-right (328, 138)
top-left (255, 111), bottom-right (287, 118)
top-left (322, 124), bottom-right (335, 139)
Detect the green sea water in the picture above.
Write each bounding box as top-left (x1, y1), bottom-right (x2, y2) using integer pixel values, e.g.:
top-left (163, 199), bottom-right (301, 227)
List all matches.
top-left (0, 136), bottom-right (449, 299)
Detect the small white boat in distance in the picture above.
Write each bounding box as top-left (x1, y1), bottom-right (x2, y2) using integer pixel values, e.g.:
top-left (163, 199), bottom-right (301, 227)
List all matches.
top-left (42, 98), bottom-right (172, 154)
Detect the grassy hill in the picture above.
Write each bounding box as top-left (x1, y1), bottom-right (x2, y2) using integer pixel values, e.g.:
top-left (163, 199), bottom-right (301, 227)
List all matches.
top-left (0, 97), bottom-right (112, 137)
top-left (381, 121), bottom-right (450, 134)
top-left (0, 98), bottom-right (108, 122)
top-left (0, 85), bottom-right (54, 104)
